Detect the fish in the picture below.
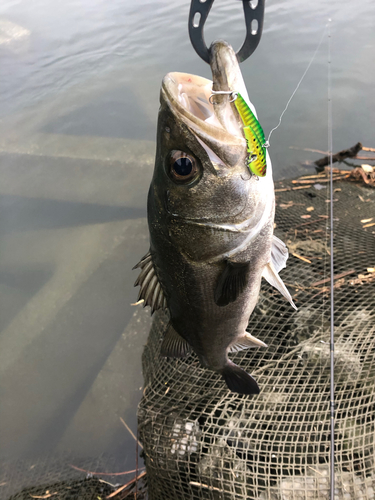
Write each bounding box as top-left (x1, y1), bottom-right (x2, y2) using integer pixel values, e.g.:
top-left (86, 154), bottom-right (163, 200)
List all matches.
top-left (134, 40), bottom-right (296, 395)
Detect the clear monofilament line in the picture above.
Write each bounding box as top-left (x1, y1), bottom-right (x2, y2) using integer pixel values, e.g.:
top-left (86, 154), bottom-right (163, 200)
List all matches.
top-left (327, 18), bottom-right (335, 500)
top-left (265, 23), bottom-right (328, 148)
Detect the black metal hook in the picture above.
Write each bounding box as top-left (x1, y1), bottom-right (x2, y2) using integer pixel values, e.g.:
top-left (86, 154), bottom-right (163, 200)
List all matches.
top-left (188, 0), bottom-right (265, 64)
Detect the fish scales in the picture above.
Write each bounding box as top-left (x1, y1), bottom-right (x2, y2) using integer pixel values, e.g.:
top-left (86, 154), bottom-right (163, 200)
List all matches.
top-left (134, 40), bottom-right (296, 395)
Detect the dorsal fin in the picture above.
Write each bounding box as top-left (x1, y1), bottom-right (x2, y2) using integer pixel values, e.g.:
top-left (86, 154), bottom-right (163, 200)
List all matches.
top-left (133, 251), bottom-right (167, 314)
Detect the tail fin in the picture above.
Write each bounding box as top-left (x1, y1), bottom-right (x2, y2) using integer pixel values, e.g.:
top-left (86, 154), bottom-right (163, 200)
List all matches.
top-left (221, 361), bottom-right (260, 395)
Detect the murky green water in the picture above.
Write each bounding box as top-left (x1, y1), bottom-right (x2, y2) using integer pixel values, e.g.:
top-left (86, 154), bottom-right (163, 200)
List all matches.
top-left (0, 0), bottom-right (374, 489)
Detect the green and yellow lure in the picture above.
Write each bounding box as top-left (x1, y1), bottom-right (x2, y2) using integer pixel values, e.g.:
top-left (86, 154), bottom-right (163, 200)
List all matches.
top-left (234, 92), bottom-right (267, 177)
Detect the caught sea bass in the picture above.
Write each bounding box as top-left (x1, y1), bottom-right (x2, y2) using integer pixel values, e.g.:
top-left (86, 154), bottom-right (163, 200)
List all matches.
top-left (134, 40), bottom-right (296, 395)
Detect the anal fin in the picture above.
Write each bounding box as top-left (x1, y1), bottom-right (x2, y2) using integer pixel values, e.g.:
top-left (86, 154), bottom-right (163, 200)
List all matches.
top-left (262, 262), bottom-right (297, 310)
top-left (214, 260), bottom-right (249, 307)
top-left (161, 323), bottom-right (191, 358)
top-left (229, 332), bottom-right (267, 353)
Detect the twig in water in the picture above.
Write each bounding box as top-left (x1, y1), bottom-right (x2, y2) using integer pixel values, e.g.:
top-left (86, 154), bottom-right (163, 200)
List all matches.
top-left (106, 471), bottom-right (146, 499)
top-left (189, 481), bottom-right (223, 492)
top-left (315, 142), bottom-right (362, 169)
top-left (289, 146), bottom-right (328, 155)
top-left (99, 479), bottom-right (122, 488)
top-left (69, 465), bottom-right (144, 476)
top-left (120, 417), bottom-right (143, 449)
top-left (310, 269), bottom-right (355, 287)
top-left (292, 253), bottom-right (312, 264)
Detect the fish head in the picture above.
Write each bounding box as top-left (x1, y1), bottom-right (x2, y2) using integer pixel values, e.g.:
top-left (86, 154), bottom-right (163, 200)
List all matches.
top-left (148, 41), bottom-right (274, 261)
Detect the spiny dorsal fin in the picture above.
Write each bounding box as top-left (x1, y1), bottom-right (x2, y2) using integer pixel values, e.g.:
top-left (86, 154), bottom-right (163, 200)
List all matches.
top-left (214, 260), bottom-right (249, 307)
top-left (133, 251), bottom-right (167, 314)
top-left (229, 332), bottom-right (267, 353)
top-left (160, 323), bottom-right (191, 358)
top-left (262, 262), bottom-right (297, 310)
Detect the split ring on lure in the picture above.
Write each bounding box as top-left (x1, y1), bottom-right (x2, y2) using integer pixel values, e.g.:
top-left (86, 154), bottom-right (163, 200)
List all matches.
top-left (233, 92), bottom-right (267, 177)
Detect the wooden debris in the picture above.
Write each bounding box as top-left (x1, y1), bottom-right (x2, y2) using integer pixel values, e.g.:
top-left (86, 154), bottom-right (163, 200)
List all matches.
top-left (120, 417), bottom-right (143, 449)
top-left (189, 482), bottom-right (223, 492)
top-left (106, 472), bottom-right (146, 499)
top-left (349, 166), bottom-right (375, 187)
top-left (69, 465), bottom-right (143, 477)
top-left (349, 273), bottom-right (375, 286)
top-left (29, 493), bottom-right (57, 499)
top-left (293, 185), bottom-right (313, 190)
top-left (363, 222), bottom-right (375, 228)
top-left (315, 142), bottom-right (362, 169)
top-left (306, 207), bottom-right (314, 212)
top-left (310, 269), bottom-right (356, 287)
top-left (292, 173), bottom-right (350, 185)
top-left (361, 218), bottom-right (373, 223)
top-left (275, 185), bottom-right (313, 192)
top-left (292, 218), bottom-right (327, 229)
top-left (295, 173), bottom-right (326, 179)
top-left (292, 253), bottom-right (312, 264)
top-left (289, 146), bottom-right (328, 154)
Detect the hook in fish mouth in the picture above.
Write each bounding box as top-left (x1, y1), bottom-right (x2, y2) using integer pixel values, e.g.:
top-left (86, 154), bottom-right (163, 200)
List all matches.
top-left (209, 90), bottom-right (238, 104)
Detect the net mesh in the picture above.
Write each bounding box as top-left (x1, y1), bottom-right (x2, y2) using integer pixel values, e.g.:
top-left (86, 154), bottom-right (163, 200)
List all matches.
top-left (138, 178), bottom-right (375, 500)
top-left (0, 453), bottom-right (147, 499)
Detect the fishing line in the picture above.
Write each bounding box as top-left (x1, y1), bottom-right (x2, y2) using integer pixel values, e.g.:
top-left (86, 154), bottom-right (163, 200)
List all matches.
top-left (327, 18), bottom-right (335, 500)
top-left (264, 23), bottom-right (328, 148)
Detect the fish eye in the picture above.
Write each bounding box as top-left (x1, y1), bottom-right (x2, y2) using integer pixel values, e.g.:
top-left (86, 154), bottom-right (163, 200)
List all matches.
top-left (168, 150), bottom-right (200, 184)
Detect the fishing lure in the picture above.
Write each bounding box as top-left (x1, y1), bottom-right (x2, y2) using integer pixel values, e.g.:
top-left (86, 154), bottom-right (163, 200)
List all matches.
top-left (233, 92), bottom-right (267, 177)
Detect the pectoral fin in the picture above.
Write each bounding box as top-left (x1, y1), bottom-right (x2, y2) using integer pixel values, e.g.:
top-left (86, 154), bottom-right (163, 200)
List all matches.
top-left (133, 251), bottom-right (168, 314)
top-left (229, 332), bottom-right (267, 353)
top-left (160, 323), bottom-right (191, 358)
top-left (214, 260), bottom-right (249, 307)
top-left (271, 235), bottom-right (289, 273)
top-left (262, 262), bottom-right (297, 310)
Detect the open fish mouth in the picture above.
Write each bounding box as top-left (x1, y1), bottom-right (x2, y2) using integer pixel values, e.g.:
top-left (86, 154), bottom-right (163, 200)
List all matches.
top-left (174, 74), bottom-right (220, 126)
top-left (162, 71), bottom-right (246, 139)
top-left (164, 73), bottom-right (224, 130)
top-left (162, 71), bottom-right (247, 170)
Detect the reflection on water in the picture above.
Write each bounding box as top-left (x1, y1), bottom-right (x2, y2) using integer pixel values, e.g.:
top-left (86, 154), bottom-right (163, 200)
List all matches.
top-left (0, 0), bottom-right (374, 491)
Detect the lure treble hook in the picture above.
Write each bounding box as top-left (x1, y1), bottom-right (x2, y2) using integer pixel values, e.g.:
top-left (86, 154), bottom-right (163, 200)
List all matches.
top-left (188, 0), bottom-right (265, 64)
